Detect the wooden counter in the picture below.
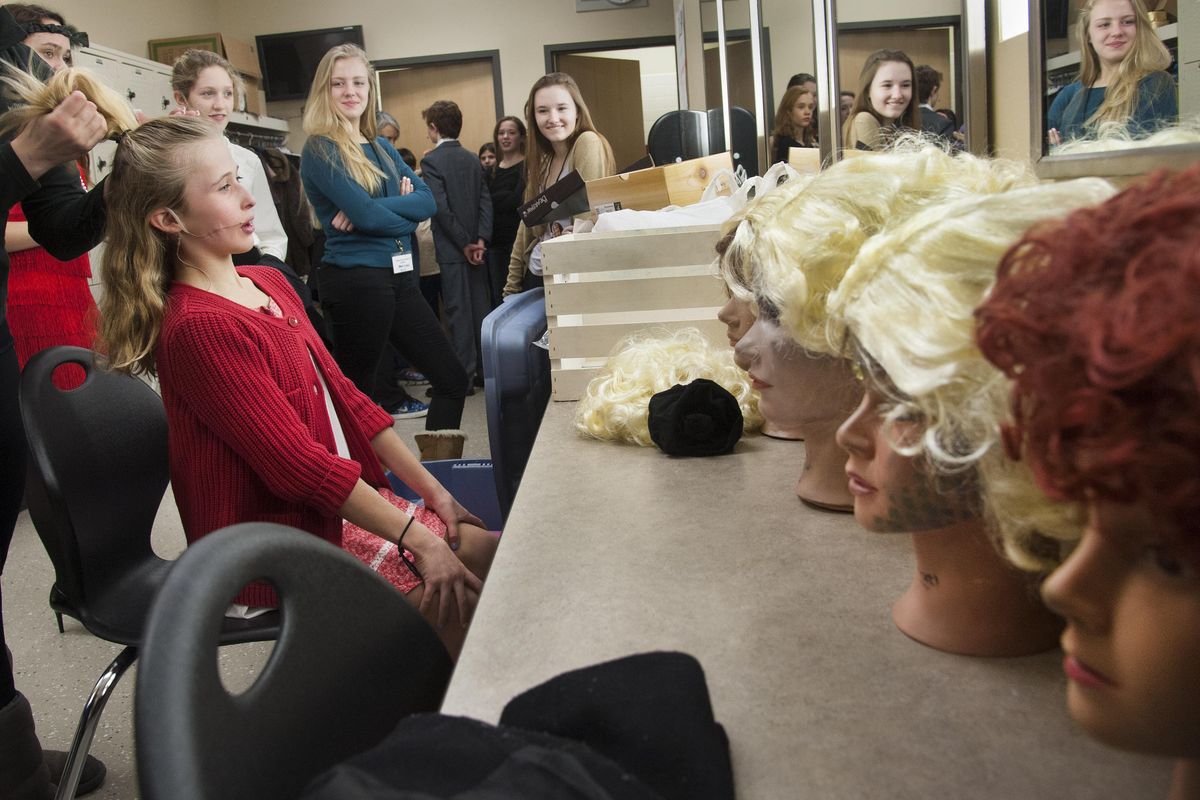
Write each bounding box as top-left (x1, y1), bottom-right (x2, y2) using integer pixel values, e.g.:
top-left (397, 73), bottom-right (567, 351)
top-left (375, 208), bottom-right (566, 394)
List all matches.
top-left (442, 402), bottom-right (1171, 798)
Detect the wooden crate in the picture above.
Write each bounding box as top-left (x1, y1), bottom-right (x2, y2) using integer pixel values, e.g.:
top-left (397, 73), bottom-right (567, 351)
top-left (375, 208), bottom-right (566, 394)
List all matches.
top-left (540, 224), bottom-right (728, 401)
top-left (585, 152), bottom-right (733, 214)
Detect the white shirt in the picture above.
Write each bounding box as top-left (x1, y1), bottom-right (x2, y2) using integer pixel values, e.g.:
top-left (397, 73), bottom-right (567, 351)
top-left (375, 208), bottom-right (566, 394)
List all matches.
top-left (226, 138), bottom-right (289, 262)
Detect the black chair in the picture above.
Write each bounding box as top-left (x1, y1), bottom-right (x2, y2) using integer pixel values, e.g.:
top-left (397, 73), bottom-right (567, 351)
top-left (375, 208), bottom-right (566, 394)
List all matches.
top-left (18, 346), bottom-right (280, 800)
top-left (135, 523), bottom-right (453, 800)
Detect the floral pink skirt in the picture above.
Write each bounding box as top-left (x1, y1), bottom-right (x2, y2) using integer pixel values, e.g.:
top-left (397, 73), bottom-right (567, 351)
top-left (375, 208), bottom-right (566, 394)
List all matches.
top-left (341, 489), bottom-right (448, 595)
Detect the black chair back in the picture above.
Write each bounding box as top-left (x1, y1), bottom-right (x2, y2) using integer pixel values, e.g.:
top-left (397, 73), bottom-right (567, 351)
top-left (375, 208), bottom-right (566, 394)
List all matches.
top-left (136, 523), bottom-right (453, 800)
top-left (19, 346), bottom-right (170, 642)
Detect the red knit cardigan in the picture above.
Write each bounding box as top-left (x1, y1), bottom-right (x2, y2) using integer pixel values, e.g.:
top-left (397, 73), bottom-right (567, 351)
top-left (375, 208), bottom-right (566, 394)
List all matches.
top-left (156, 267), bottom-right (394, 606)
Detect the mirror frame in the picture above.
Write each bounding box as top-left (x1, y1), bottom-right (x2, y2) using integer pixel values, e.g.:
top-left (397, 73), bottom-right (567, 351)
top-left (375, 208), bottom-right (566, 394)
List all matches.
top-left (1028, 0), bottom-right (1200, 178)
top-left (812, 0), bottom-right (989, 165)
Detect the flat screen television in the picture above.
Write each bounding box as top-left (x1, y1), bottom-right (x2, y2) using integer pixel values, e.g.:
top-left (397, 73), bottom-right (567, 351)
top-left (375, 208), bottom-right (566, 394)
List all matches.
top-left (256, 25), bottom-right (365, 102)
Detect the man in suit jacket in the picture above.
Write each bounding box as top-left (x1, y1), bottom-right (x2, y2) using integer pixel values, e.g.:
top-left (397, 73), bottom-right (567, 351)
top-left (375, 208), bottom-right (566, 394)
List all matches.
top-left (420, 101), bottom-right (493, 388)
top-left (915, 65), bottom-right (955, 141)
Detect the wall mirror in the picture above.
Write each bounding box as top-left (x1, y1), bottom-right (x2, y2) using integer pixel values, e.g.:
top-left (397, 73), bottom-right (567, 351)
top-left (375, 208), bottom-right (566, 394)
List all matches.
top-left (1029, 0), bottom-right (1200, 178)
top-left (700, 0), bottom-right (816, 175)
top-left (810, 0), bottom-right (988, 165)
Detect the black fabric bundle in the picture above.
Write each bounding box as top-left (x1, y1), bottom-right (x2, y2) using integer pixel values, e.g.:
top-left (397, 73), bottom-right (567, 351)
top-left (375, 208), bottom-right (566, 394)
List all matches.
top-left (647, 379), bottom-right (743, 457)
top-left (299, 652), bottom-right (735, 800)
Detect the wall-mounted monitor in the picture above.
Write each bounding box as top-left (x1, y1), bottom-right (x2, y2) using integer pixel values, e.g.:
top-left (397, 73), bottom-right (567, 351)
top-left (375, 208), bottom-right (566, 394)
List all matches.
top-left (256, 25), bottom-right (365, 102)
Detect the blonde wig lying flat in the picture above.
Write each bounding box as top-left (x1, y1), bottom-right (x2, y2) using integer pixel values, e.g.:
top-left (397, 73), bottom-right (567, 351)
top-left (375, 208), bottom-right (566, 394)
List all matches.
top-left (576, 328), bottom-right (762, 446)
top-left (1053, 118), bottom-right (1200, 155)
top-left (738, 140), bottom-right (1033, 356)
top-left (0, 64), bottom-right (137, 138)
top-left (829, 178), bottom-right (1118, 567)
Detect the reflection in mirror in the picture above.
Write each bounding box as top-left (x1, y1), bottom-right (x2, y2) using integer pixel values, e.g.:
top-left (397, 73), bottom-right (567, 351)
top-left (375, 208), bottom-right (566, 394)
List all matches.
top-left (1042, 0), bottom-right (1188, 155)
top-left (835, 13), bottom-right (966, 152)
top-left (700, 0), bottom-right (817, 174)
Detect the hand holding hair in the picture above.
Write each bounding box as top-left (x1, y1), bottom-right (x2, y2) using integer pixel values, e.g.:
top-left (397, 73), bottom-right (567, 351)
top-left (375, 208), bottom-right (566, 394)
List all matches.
top-left (9, 90), bottom-right (106, 179)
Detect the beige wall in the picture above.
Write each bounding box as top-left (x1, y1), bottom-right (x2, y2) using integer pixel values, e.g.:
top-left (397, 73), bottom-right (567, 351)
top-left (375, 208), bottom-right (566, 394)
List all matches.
top-left (838, 0), bottom-right (961, 23)
top-left (50, 0), bottom-right (221, 58)
top-left (988, 0), bottom-right (1032, 162)
top-left (217, 0), bottom-right (674, 122)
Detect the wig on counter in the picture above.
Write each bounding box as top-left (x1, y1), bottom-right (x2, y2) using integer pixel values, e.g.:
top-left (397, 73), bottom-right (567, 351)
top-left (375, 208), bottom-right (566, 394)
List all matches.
top-left (726, 140), bottom-right (1033, 356)
top-left (0, 63), bottom-right (137, 138)
top-left (1053, 118), bottom-right (1200, 154)
top-left (829, 178), bottom-right (1117, 567)
top-left (977, 165), bottom-right (1200, 570)
top-left (576, 328), bottom-right (763, 446)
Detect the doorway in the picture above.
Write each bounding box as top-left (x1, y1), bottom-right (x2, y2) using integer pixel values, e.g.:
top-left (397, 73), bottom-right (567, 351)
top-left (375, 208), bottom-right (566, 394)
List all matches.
top-left (375, 52), bottom-right (503, 164)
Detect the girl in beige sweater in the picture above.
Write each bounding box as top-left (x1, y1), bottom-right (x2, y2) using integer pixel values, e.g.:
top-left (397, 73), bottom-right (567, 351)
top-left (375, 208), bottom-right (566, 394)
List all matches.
top-left (502, 72), bottom-right (616, 297)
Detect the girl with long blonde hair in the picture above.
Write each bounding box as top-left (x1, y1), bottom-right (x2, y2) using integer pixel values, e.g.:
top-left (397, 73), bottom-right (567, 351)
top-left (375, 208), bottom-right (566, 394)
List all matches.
top-left (100, 114), bottom-right (495, 658)
top-left (301, 44), bottom-right (471, 452)
top-left (501, 72), bottom-right (615, 297)
top-left (1046, 0), bottom-right (1176, 144)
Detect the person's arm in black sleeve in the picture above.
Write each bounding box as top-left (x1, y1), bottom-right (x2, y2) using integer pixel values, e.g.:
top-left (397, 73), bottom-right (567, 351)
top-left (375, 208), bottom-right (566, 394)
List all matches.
top-left (0, 141), bottom-right (39, 211)
top-left (22, 165), bottom-right (107, 260)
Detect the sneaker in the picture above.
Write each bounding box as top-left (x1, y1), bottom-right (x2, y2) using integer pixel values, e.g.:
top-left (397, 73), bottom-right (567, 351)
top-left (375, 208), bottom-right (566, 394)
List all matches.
top-left (387, 398), bottom-right (428, 420)
top-left (397, 368), bottom-right (429, 385)
top-left (532, 330), bottom-right (550, 350)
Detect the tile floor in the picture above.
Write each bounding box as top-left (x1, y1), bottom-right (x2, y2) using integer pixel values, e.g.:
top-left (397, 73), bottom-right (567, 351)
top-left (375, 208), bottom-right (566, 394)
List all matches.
top-left (4, 391), bottom-right (492, 799)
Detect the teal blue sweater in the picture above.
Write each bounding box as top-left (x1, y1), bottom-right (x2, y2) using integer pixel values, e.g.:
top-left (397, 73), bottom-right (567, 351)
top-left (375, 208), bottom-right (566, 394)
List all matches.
top-left (301, 136), bottom-right (435, 269)
top-left (1047, 71), bottom-right (1177, 142)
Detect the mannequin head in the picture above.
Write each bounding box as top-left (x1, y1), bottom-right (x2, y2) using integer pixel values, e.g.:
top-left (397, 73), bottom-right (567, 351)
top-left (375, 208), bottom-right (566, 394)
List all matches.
top-left (828, 177), bottom-right (1117, 656)
top-left (830, 177), bottom-right (1117, 540)
top-left (977, 166), bottom-right (1200, 768)
top-left (575, 328), bottom-right (762, 447)
top-left (714, 218), bottom-right (758, 357)
top-left (720, 145), bottom-right (1034, 510)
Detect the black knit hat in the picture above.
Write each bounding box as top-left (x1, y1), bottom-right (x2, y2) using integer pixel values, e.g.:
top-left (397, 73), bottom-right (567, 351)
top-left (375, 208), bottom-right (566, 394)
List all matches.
top-left (647, 379), bottom-right (743, 457)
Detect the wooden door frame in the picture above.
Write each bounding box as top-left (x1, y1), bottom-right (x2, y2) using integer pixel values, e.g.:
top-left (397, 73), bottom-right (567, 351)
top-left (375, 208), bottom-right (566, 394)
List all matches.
top-left (836, 16), bottom-right (962, 121)
top-left (373, 50), bottom-right (504, 121)
top-left (544, 31), bottom-right (773, 111)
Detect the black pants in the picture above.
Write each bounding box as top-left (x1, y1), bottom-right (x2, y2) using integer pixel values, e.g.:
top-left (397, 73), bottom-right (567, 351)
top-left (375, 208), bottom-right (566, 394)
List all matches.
top-left (0, 331), bottom-right (24, 705)
top-left (317, 264), bottom-right (466, 431)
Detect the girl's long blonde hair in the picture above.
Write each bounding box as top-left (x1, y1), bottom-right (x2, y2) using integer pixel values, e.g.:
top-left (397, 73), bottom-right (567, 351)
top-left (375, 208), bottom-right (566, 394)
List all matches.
top-left (99, 117), bottom-right (220, 376)
top-left (522, 72), bottom-right (615, 202)
top-left (1076, 0), bottom-right (1172, 128)
top-left (0, 64), bottom-right (136, 138)
top-left (302, 44), bottom-right (387, 193)
top-left (170, 48), bottom-right (244, 110)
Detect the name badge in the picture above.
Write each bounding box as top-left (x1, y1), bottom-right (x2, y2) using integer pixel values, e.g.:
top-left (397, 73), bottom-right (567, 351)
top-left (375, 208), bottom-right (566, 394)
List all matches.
top-left (392, 252), bottom-right (414, 273)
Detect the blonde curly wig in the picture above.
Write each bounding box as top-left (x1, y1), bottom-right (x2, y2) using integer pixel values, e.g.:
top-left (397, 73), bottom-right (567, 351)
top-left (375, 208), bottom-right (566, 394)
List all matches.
top-left (730, 141), bottom-right (1034, 356)
top-left (576, 328), bottom-right (763, 446)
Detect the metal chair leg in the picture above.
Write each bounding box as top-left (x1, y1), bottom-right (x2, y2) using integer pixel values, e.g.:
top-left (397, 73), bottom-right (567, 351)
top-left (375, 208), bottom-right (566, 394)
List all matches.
top-left (53, 646), bottom-right (137, 800)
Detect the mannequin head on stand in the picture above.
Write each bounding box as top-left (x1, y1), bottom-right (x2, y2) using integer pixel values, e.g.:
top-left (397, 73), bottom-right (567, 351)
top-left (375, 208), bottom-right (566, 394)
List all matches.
top-left (829, 177), bottom-right (1117, 656)
top-left (722, 143), bottom-right (1035, 511)
top-left (977, 166), bottom-right (1200, 794)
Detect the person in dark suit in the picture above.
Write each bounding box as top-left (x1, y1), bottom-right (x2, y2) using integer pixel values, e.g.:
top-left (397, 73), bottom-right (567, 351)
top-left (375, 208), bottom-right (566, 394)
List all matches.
top-left (915, 64), bottom-right (955, 141)
top-left (420, 101), bottom-right (493, 389)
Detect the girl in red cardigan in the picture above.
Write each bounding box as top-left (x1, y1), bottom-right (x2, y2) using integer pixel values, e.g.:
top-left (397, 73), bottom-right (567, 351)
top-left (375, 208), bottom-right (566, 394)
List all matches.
top-left (97, 116), bottom-right (495, 658)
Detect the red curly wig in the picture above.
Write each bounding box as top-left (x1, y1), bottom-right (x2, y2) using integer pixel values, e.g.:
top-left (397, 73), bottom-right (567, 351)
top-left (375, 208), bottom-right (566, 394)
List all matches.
top-left (976, 165), bottom-right (1200, 562)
